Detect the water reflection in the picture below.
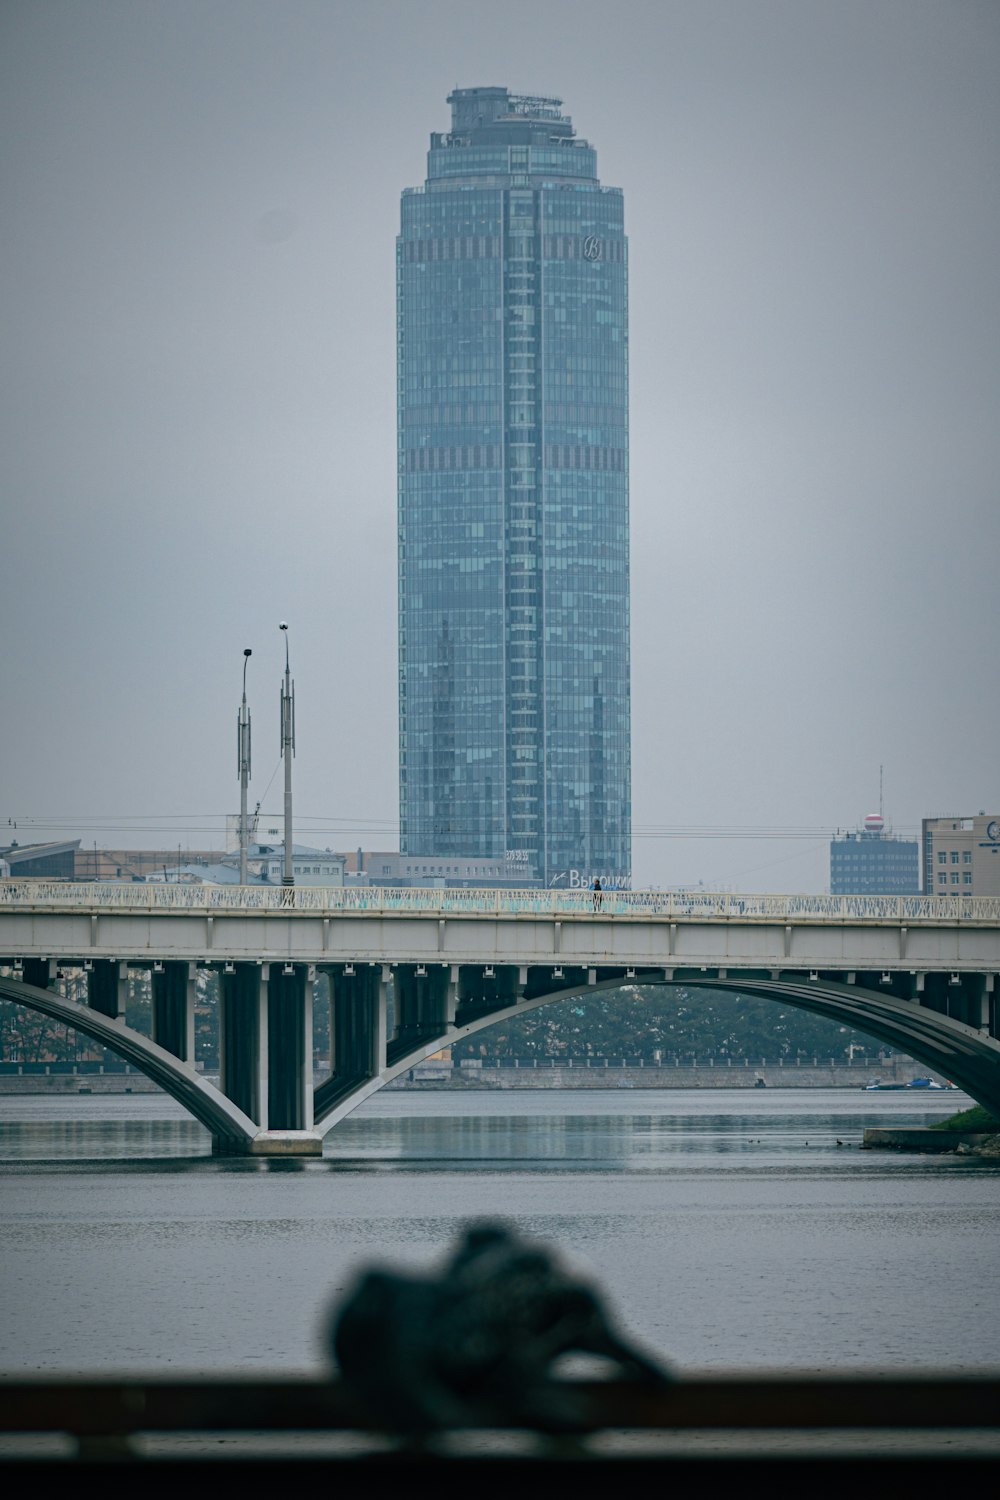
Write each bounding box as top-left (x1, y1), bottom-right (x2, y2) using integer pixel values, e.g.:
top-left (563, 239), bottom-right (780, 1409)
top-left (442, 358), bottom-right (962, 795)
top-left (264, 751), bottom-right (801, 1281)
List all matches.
top-left (0, 1089), bottom-right (982, 1176)
top-left (0, 1117), bottom-right (212, 1160)
top-left (0, 1090), bottom-right (997, 1377)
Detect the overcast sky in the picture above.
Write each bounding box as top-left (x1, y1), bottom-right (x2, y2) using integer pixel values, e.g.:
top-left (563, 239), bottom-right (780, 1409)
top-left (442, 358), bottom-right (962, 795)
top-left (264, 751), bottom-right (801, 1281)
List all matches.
top-left (1, 0), bottom-right (998, 891)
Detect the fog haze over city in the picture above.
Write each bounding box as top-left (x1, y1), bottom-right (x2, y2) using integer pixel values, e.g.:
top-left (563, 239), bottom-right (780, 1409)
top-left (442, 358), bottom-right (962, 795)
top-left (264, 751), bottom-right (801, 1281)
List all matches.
top-left (2, 0), bottom-right (998, 891)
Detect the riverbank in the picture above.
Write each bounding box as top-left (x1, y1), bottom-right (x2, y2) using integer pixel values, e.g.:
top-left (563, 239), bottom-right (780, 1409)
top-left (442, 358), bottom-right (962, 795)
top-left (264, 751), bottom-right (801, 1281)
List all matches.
top-left (0, 1056), bottom-right (942, 1095)
top-left (863, 1100), bottom-right (1000, 1156)
top-left (862, 1127), bottom-right (994, 1153)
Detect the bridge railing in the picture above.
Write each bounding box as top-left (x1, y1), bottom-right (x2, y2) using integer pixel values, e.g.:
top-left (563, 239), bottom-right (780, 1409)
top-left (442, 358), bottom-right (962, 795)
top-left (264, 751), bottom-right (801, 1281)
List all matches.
top-left (1, 881), bottom-right (998, 923)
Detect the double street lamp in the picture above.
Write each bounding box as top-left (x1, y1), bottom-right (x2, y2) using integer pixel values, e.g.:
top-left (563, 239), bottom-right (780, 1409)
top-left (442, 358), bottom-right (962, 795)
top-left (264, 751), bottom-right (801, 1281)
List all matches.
top-left (279, 622), bottom-right (295, 888)
top-left (236, 624), bottom-right (295, 887)
top-left (237, 648), bottom-right (252, 884)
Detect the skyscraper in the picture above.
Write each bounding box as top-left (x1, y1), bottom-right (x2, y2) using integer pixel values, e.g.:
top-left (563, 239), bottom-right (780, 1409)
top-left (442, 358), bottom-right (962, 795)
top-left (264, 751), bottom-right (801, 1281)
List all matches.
top-left (397, 87), bottom-right (630, 888)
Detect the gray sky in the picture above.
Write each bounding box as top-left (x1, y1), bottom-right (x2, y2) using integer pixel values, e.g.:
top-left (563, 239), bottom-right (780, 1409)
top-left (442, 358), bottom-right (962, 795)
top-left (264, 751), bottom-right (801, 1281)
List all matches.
top-left (2, 0), bottom-right (998, 891)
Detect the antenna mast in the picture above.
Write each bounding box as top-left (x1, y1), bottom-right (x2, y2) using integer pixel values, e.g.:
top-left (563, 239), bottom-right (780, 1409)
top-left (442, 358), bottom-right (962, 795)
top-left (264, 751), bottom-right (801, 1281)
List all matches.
top-left (238, 649), bottom-right (252, 884)
top-left (279, 623), bottom-right (295, 887)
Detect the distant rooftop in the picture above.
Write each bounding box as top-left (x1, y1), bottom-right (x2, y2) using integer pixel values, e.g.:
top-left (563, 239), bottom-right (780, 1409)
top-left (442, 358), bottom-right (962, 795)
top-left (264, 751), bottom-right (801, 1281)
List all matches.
top-left (0, 839), bottom-right (80, 863)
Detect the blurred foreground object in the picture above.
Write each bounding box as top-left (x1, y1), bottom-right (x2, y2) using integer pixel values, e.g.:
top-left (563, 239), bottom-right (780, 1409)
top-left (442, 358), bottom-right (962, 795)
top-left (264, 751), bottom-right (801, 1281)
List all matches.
top-left (330, 1221), bottom-right (670, 1431)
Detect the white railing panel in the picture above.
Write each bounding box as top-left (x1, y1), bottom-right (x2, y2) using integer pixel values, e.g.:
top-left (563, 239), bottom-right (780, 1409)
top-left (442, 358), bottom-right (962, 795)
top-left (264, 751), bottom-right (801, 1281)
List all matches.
top-left (1, 880), bottom-right (999, 925)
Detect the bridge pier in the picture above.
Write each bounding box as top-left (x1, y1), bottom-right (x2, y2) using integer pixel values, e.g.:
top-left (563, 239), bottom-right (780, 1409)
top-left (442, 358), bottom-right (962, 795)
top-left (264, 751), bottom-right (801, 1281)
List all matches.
top-left (214, 961), bottom-right (321, 1153)
top-left (455, 963), bottom-right (522, 1023)
top-left (916, 970), bottom-right (991, 1031)
top-left (220, 962), bottom-right (268, 1125)
top-left (151, 961), bottom-right (195, 1061)
top-left (245, 1131), bottom-right (322, 1157)
top-left (267, 963), bottom-right (313, 1131)
top-left (388, 963), bottom-right (457, 1064)
top-left (149, 956), bottom-right (314, 1152)
top-left (87, 959), bottom-right (127, 1020)
top-left (212, 1128), bottom-right (323, 1158)
top-left (316, 964), bottom-right (388, 1113)
top-left (22, 958), bottom-right (57, 991)
top-left (954, 973), bottom-right (989, 1032)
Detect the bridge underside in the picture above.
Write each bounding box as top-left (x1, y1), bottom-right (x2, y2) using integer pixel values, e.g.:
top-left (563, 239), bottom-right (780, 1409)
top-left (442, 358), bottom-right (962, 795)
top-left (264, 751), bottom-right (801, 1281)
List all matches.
top-left (1, 955), bottom-right (998, 1151)
top-left (0, 972), bottom-right (259, 1144)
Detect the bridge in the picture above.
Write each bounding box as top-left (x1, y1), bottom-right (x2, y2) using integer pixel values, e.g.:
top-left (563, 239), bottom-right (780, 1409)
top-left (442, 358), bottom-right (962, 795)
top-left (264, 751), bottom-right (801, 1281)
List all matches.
top-left (1, 881), bottom-right (998, 1153)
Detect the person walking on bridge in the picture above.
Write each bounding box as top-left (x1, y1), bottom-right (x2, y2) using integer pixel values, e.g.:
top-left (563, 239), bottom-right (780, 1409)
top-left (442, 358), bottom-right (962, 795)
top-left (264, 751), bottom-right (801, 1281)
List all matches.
top-left (592, 877), bottom-right (603, 911)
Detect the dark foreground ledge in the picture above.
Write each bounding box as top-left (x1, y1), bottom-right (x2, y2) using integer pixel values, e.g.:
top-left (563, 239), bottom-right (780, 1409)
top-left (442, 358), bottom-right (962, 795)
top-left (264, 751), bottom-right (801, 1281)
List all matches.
top-left (4, 1373), bottom-right (1000, 1436)
top-left (2, 1373), bottom-right (999, 1490)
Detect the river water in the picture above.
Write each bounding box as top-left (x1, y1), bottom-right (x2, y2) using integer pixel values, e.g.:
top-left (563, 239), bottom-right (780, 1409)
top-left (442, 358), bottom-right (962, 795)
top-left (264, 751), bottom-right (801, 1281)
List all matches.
top-left (1, 1088), bottom-right (998, 1379)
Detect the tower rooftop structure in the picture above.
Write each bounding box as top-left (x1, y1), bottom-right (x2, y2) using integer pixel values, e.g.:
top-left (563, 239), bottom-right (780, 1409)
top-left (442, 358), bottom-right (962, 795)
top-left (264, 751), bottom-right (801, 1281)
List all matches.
top-left (444, 86), bottom-right (575, 137)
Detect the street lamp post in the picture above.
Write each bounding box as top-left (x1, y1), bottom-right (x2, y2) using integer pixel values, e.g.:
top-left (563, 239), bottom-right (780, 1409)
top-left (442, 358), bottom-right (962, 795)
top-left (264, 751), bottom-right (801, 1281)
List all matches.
top-left (237, 648), bottom-right (252, 884)
top-left (279, 623), bottom-right (295, 887)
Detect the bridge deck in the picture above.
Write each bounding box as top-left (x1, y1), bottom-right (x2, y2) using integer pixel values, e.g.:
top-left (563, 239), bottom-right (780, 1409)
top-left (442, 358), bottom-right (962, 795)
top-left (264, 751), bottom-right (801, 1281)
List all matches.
top-left (2, 883), bottom-right (998, 973)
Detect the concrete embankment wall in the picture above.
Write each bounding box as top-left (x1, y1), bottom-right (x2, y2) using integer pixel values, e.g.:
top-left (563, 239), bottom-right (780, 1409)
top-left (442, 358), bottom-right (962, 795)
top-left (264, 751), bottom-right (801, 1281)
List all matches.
top-left (0, 1070), bottom-right (165, 1094)
top-left (388, 1059), bottom-right (935, 1091)
top-left (0, 1059), bottom-right (934, 1095)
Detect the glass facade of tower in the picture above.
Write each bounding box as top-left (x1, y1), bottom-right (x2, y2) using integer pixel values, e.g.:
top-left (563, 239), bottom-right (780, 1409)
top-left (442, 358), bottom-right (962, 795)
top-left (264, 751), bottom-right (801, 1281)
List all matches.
top-left (398, 87), bottom-right (630, 888)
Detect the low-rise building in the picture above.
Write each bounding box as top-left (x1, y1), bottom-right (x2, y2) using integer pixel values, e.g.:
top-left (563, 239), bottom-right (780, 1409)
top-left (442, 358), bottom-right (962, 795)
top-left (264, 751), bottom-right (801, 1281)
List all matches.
top-left (251, 843), bottom-right (346, 887)
top-left (0, 840), bottom-right (81, 879)
top-left (147, 843), bottom-right (346, 887)
top-left (922, 814), bottom-right (1000, 897)
top-left (829, 815), bottom-right (919, 895)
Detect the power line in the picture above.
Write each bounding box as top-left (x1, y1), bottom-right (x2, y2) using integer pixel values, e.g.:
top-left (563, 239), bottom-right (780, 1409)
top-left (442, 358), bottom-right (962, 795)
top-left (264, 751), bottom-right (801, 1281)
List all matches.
top-left (4, 814), bottom-right (922, 843)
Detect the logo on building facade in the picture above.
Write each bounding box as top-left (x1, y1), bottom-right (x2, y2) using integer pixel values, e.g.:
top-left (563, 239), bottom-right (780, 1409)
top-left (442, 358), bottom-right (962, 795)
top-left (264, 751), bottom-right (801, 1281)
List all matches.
top-left (550, 869), bottom-right (632, 890)
top-left (582, 235), bottom-right (603, 261)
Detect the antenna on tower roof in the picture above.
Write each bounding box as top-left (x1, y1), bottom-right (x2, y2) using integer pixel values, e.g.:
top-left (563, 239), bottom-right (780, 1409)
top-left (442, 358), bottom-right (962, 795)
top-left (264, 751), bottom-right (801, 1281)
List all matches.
top-left (879, 764), bottom-right (884, 820)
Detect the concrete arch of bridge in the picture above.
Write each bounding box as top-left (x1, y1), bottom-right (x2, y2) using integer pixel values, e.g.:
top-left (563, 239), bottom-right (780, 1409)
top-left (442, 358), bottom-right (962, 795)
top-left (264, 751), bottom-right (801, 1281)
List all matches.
top-left (0, 976), bottom-right (259, 1145)
top-left (315, 971), bottom-right (1000, 1134)
top-left (313, 975), bottom-right (633, 1135)
top-left (696, 977), bottom-right (1000, 1114)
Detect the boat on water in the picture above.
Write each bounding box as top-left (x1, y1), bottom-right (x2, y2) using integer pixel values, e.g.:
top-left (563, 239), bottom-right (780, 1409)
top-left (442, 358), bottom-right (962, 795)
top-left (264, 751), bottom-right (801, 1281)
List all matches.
top-left (863, 1076), bottom-right (956, 1091)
